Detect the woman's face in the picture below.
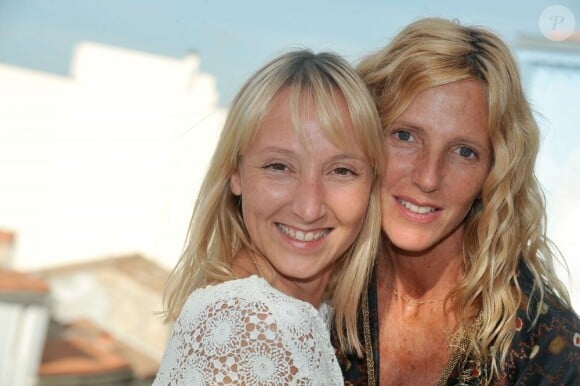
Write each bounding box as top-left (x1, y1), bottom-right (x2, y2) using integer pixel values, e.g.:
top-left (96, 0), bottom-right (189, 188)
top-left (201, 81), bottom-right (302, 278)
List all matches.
top-left (381, 79), bottom-right (492, 255)
top-left (230, 88), bottom-right (373, 299)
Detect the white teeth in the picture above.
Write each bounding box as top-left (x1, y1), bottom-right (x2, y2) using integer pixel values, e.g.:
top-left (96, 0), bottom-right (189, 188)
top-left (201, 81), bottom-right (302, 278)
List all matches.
top-left (398, 199), bottom-right (436, 214)
top-left (277, 224), bottom-right (329, 241)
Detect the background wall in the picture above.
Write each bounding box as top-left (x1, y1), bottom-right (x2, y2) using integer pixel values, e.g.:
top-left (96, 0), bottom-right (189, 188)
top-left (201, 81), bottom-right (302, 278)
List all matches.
top-left (0, 43), bottom-right (226, 269)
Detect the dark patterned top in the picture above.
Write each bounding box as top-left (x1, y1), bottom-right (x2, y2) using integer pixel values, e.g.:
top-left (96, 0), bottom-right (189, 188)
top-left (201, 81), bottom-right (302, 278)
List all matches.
top-left (332, 264), bottom-right (580, 385)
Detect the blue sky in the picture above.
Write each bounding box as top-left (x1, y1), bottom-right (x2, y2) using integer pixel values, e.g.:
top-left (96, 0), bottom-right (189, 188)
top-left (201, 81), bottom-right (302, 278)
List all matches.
top-left (1, 0), bottom-right (579, 106)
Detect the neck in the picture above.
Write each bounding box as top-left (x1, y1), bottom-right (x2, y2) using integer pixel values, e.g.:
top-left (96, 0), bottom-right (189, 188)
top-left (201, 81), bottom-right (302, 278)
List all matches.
top-left (271, 275), bottom-right (328, 308)
top-left (379, 242), bottom-right (465, 302)
top-left (232, 249), bottom-right (327, 307)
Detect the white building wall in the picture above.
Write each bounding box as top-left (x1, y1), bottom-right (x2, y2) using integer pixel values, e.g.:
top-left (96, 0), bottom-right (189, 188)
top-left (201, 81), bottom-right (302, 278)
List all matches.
top-left (0, 42), bottom-right (226, 270)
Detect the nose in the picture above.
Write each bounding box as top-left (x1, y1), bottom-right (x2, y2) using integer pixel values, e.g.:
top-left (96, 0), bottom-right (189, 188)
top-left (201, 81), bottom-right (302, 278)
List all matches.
top-left (291, 173), bottom-right (326, 222)
top-left (412, 150), bottom-right (443, 193)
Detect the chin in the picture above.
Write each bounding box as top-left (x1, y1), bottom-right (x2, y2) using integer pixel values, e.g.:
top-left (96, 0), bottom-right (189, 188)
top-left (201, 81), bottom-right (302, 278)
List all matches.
top-left (279, 261), bottom-right (332, 282)
top-left (387, 234), bottom-right (433, 253)
top-left (278, 271), bottom-right (317, 283)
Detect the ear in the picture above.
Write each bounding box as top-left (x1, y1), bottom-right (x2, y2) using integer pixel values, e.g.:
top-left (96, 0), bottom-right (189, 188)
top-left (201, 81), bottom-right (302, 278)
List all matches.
top-left (230, 170), bottom-right (242, 196)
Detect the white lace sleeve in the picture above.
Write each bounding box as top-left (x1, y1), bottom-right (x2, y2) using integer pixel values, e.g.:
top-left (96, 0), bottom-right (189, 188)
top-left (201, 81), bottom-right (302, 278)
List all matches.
top-left (153, 277), bottom-right (343, 386)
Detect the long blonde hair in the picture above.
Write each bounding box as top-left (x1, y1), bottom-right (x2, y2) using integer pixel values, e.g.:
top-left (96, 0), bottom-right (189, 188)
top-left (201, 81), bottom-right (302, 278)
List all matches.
top-left (164, 49), bottom-right (384, 354)
top-left (357, 17), bottom-right (572, 381)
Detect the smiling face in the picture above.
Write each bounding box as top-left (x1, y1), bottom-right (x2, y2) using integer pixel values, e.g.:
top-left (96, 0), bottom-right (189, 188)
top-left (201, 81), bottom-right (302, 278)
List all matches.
top-left (381, 79), bottom-right (492, 257)
top-left (229, 87), bottom-right (373, 300)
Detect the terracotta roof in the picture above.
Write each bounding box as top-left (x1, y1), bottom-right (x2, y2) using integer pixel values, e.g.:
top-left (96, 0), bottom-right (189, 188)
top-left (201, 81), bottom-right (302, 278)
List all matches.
top-left (0, 268), bottom-right (49, 292)
top-left (0, 228), bottom-right (15, 242)
top-left (0, 268), bottom-right (49, 304)
top-left (38, 319), bottom-right (134, 385)
top-left (33, 254), bottom-right (172, 379)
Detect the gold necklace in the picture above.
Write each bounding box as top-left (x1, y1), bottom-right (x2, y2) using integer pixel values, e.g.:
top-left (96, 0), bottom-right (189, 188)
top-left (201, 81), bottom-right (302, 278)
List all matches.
top-left (384, 281), bottom-right (447, 306)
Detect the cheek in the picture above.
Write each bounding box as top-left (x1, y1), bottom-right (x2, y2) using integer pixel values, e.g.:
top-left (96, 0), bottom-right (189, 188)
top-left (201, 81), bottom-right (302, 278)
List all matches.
top-left (333, 184), bottom-right (372, 226)
top-left (381, 164), bottom-right (403, 195)
top-left (384, 150), bottom-right (411, 183)
top-left (242, 184), bottom-right (287, 214)
top-left (455, 171), bottom-right (487, 210)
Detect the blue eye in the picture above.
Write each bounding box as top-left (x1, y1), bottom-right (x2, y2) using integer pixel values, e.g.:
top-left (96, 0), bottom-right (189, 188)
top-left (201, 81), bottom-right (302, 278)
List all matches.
top-left (395, 130), bottom-right (412, 141)
top-left (458, 147), bottom-right (476, 158)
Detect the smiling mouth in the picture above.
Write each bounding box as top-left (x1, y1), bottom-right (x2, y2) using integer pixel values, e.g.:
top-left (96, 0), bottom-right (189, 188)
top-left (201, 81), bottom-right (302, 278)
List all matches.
top-left (276, 224), bottom-right (331, 241)
top-left (398, 198), bottom-right (438, 214)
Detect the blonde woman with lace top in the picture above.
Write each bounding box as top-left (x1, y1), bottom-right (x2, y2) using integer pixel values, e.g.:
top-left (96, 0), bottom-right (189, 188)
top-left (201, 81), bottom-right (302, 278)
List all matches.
top-left (153, 49), bottom-right (384, 385)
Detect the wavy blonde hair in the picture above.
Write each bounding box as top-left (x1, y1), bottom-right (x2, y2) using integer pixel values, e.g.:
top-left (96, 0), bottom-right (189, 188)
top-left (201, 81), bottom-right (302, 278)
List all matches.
top-left (357, 18), bottom-right (572, 381)
top-left (164, 49), bottom-right (384, 354)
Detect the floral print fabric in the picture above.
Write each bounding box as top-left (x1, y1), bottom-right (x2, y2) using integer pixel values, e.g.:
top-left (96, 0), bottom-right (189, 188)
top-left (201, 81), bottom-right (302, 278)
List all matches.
top-left (333, 264), bottom-right (579, 385)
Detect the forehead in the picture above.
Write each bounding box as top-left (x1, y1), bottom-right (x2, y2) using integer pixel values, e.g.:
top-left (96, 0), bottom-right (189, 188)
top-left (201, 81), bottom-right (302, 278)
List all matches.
top-left (252, 87), bottom-right (360, 151)
top-left (400, 80), bottom-right (489, 140)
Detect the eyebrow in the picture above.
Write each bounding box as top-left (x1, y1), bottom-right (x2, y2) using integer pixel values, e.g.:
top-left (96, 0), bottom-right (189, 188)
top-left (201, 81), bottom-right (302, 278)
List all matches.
top-left (389, 120), bottom-right (422, 132)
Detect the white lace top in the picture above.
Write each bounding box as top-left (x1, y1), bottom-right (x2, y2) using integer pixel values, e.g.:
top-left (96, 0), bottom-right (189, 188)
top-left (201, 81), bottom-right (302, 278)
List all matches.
top-left (153, 276), bottom-right (343, 386)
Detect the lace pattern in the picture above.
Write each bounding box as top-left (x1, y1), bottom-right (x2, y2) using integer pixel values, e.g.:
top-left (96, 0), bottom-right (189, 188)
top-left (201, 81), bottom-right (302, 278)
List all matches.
top-left (154, 276), bottom-right (343, 385)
